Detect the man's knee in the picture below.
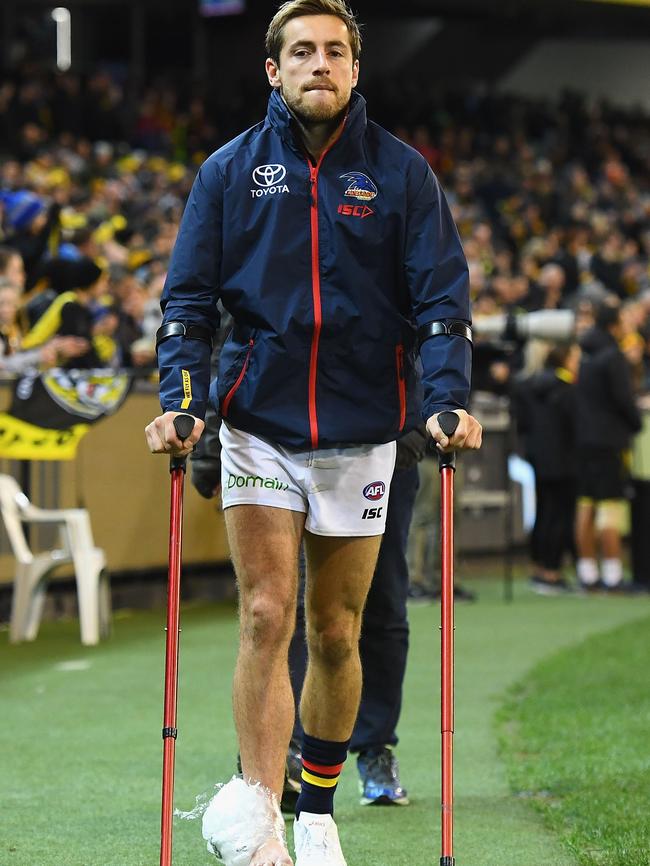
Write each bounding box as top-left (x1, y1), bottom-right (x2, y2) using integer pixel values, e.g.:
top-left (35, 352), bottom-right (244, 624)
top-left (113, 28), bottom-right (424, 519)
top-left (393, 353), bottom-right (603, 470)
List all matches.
top-left (307, 614), bottom-right (360, 668)
top-left (240, 590), bottom-right (295, 649)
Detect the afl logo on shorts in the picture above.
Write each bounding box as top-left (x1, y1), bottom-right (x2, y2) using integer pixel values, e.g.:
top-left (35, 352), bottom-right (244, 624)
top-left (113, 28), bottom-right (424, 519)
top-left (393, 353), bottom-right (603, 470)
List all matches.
top-left (363, 481), bottom-right (385, 501)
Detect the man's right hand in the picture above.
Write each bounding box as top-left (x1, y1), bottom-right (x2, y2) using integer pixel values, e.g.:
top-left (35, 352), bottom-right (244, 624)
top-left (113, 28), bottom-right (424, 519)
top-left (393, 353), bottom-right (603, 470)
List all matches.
top-left (145, 411), bottom-right (205, 458)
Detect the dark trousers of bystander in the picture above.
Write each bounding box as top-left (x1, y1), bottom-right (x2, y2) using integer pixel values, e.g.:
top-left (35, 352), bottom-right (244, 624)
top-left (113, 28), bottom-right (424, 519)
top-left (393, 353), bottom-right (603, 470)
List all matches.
top-left (531, 478), bottom-right (577, 571)
top-left (630, 479), bottom-right (650, 588)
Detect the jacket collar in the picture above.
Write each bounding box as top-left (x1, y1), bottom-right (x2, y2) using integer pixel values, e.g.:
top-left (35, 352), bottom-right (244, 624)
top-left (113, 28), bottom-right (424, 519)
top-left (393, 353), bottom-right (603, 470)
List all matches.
top-left (266, 88), bottom-right (367, 151)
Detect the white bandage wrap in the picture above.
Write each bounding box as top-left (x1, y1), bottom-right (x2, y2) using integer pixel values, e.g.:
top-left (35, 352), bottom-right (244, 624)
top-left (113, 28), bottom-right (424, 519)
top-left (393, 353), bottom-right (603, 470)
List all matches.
top-left (202, 776), bottom-right (286, 865)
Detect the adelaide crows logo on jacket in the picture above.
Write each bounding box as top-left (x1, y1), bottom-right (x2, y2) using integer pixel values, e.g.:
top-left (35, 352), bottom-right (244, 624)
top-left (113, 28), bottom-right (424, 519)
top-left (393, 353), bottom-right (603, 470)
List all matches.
top-left (340, 172), bottom-right (378, 201)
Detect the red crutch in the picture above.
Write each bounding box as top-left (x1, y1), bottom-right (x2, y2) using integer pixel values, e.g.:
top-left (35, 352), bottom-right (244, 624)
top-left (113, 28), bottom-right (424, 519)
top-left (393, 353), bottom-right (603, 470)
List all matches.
top-left (160, 413), bottom-right (196, 866)
top-left (437, 410), bottom-right (460, 866)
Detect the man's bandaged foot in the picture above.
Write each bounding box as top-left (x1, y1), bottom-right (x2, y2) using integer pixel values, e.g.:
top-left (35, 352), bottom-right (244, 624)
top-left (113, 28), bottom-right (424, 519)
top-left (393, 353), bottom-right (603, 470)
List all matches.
top-left (202, 776), bottom-right (290, 866)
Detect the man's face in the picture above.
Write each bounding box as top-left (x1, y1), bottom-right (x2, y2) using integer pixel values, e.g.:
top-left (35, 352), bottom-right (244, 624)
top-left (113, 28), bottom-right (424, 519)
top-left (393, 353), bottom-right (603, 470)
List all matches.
top-left (5, 254), bottom-right (25, 290)
top-left (266, 15), bottom-right (359, 125)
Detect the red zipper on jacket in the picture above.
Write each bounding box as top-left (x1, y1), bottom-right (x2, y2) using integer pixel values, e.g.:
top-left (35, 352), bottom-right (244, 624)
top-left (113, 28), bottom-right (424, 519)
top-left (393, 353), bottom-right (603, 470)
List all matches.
top-left (306, 125), bottom-right (345, 449)
top-left (395, 343), bottom-right (407, 432)
top-left (222, 339), bottom-right (254, 418)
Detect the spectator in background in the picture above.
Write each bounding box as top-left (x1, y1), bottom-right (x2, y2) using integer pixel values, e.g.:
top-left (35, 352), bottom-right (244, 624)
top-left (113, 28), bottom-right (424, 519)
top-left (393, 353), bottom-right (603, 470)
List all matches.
top-left (21, 257), bottom-right (115, 368)
top-left (0, 245), bottom-right (26, 292)
top-left (0, 275), bottom-right (89, 372)
top-left (575, 297), bottom-right (642, 591)
top-left (0, 189), bottom-right (58, 285)
top-left (515, 343), bottom-right (580, 594)
top-left (0, 280), bottom-right (24, 354)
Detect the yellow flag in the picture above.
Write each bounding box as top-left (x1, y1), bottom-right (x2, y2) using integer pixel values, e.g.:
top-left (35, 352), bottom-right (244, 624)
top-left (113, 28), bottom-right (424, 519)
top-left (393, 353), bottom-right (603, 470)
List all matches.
top-left (0, 414), bottom-right (89, 460)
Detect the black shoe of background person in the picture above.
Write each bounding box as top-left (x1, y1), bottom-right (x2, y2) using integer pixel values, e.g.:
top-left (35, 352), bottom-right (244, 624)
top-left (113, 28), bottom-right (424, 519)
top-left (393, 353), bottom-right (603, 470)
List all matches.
top-left (602, 581), bottom-right (648, 595)
top-left (407, 583), bottom-right (436, 603)
top-left (530, 575), bottom-right (573, 596)
top-left (624, 581), bottom-right (650, 594)
top-left (236, 736), bottom-right (302, 813)
top-left (431, 584), bottom-right (477, 602)
top-left (408, 583), bottom-right (477, 603)
top-left (577, 579), bottom-right (603, 593)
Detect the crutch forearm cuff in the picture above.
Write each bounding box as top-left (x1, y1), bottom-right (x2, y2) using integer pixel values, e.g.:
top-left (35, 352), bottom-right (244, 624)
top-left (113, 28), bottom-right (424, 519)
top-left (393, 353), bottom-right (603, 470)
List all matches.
top-left (418, 320), bottom-right (472, 348)
top-left (156, 321), bottom-right (213, 351)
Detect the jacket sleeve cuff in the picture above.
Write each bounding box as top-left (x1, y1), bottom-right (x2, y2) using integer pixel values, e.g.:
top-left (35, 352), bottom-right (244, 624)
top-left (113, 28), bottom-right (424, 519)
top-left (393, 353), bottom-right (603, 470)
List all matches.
top-left (158, 335), bottom-right (212, 420)
top-left (420, 333), bottom-right (472, 421)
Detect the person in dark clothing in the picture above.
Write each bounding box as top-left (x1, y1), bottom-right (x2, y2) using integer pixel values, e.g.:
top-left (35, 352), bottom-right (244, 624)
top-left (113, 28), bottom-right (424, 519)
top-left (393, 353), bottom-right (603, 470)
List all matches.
top-left (0, 190), bottom-right (60, 288)
top-left (191, 316), bottom-right (422, 810)
top-left (515, 343), bottom-right (580, 593)
top-left (575, 297), bottom-right (642, 590)
top-left (21, 257), bottom-right (110, 368)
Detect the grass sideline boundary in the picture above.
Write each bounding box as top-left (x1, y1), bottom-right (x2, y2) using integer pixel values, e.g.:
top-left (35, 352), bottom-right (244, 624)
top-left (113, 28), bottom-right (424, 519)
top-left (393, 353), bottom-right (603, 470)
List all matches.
top-left (497, 614), bottom-right (650, 866)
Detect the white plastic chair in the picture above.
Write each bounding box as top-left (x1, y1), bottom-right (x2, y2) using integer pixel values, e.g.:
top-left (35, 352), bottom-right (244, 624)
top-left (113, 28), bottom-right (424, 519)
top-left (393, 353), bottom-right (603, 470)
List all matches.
top-left (0, 474), bottom-right (110, 645)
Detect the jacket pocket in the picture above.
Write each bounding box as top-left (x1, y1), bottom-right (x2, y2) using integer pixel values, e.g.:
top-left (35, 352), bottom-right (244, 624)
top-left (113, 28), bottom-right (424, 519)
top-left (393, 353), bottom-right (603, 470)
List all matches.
top-left (395, 343), bottom-right (406, 432)
top-left (221, 339), bottom-right (254, 418)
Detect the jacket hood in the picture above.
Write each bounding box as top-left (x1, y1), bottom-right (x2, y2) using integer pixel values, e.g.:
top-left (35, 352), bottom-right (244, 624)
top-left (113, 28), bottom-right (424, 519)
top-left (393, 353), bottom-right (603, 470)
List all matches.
top-left (266, 88), bottom-right (367, 149)
top-left (580, 325), bottom-right (618, 356)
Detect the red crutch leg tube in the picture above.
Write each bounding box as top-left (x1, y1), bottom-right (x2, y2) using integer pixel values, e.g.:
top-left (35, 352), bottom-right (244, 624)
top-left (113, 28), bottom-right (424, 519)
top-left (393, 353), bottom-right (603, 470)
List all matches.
top-left (160, 413), bottom-right (196, 866)
top-left (437, 411), bottom-right (460, 866)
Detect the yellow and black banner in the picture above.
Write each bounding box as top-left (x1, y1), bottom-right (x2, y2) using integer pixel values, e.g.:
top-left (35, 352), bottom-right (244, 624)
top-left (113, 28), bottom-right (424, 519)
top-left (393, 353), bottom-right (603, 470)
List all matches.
top-left (0, 414), bottom-right (89, 460)
top-left (0, 368), bottom-right (132, 460)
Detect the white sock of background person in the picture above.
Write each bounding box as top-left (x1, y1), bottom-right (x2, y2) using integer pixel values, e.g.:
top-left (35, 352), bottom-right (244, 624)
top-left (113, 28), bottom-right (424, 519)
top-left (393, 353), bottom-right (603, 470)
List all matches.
top-left (601, 558), bottom-right (623, 588)
top-left (577, 558), bottom-right (599, 586)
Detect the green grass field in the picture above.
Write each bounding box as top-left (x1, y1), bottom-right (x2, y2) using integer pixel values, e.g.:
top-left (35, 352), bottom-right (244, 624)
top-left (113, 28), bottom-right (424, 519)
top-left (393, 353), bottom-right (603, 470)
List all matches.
top-left (498, 614), bottom-right (650, 866)
top-left (2, 576), bottom-right (649, 865)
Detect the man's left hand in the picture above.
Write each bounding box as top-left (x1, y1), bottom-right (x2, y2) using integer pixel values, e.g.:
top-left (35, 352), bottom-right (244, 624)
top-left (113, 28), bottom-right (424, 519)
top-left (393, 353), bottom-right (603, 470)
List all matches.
top-left (426, 409), bottom-right (482, 452)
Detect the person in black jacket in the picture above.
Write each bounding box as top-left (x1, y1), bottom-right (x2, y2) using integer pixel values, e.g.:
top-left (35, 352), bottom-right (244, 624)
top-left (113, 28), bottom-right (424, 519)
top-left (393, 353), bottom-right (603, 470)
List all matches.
top-left (191, 309), bottom-right (420, 810)
top-left (575, 297), bottom-right (642, 590)
top-left (516, 343), bottom-right (580, 594)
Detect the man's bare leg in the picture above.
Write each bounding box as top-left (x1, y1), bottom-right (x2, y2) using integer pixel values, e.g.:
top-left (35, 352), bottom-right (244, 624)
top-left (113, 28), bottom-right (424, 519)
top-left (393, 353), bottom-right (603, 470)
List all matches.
top-left (225, 504), bottom-right (305, 866)
top-left (300, 533), bottom-right (382, 740)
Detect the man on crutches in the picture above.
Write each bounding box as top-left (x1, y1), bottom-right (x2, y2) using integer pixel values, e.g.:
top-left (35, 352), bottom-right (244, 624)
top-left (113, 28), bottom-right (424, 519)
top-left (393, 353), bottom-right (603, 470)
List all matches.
top-left (145, 3), bottom-right (481, 864)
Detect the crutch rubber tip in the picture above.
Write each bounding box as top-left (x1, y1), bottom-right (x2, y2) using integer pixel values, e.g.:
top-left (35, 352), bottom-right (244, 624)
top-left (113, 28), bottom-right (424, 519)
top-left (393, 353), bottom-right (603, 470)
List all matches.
top-left (440, 858), bottom-right (455, 866)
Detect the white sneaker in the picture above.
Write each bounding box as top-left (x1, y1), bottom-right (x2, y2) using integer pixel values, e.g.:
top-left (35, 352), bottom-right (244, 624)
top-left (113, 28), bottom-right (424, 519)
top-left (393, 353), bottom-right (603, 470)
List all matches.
top-left (293, 812), bottom-right (347, 866)
top-left (202, 776), bottom-right (287, 866)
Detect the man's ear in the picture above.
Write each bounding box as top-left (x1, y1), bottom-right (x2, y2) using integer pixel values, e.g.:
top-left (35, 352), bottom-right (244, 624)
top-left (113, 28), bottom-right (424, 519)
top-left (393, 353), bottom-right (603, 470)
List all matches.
top-left (352, 59), bottom-right (359, 88)
top-left (265, 57), bottom-right (281, 89)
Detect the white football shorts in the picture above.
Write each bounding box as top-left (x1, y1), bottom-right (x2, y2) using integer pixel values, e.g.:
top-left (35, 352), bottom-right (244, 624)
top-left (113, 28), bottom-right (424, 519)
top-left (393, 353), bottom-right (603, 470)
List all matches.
top-left (219, 421), bottom-right (396, 536)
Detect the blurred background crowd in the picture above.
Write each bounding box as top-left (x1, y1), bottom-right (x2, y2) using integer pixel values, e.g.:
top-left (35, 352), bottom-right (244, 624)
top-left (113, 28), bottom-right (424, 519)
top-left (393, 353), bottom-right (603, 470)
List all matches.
top-left (1, 0), bottom-right (650, 595)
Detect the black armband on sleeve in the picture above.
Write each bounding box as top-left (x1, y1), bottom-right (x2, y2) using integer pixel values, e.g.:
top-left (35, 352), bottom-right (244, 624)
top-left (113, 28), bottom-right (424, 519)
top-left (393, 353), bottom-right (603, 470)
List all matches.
top-left (417, 320), bottom-right (473, 348)
top-left (155, 321), bottom-right (213, 352)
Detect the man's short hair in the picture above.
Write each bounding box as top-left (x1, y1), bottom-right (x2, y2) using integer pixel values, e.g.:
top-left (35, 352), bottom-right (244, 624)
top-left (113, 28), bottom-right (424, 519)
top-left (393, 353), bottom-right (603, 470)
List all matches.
top-left (266, 0), bottom-right (362, 64)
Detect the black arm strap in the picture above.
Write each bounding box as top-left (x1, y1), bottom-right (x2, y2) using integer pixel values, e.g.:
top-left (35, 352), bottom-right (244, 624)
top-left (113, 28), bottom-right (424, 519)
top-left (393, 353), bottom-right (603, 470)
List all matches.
top-left (155, 321), bottom-right (213, 352)
top-left (417, 319), bottom-right (473, 348)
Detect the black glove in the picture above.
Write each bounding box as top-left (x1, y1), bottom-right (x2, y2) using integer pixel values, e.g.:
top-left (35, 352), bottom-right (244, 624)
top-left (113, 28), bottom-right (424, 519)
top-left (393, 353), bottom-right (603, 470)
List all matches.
top-left (190, 456), bottom-right (221, 499)
top-left (394, 423), bottom-right (428, 472)
top-left (189, 401), bottom-right (222, 499)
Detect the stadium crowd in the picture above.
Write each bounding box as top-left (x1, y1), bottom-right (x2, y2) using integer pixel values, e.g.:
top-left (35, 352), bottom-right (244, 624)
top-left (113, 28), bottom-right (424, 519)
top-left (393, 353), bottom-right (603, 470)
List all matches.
top-left (1, 68), bottom-right (650, 590)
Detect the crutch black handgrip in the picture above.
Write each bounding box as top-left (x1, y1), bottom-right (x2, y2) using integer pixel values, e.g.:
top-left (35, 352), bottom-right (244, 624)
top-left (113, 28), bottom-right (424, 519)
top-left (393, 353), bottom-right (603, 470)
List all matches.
top-left (437, 411), bottom-right (459, 472)
top-left (169, 414), bottom-right (196, 472)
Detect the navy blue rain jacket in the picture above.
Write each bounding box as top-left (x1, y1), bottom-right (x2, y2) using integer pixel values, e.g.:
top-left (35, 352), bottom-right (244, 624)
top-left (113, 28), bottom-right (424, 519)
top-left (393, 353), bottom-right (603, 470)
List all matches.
top-left (158, 89), bottom-right (471, 450)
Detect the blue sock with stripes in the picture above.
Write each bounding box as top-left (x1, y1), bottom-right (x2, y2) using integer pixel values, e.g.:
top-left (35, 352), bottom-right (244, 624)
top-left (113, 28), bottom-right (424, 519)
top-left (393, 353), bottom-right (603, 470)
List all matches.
top-left (295, 732), bottom-right (350, 817)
